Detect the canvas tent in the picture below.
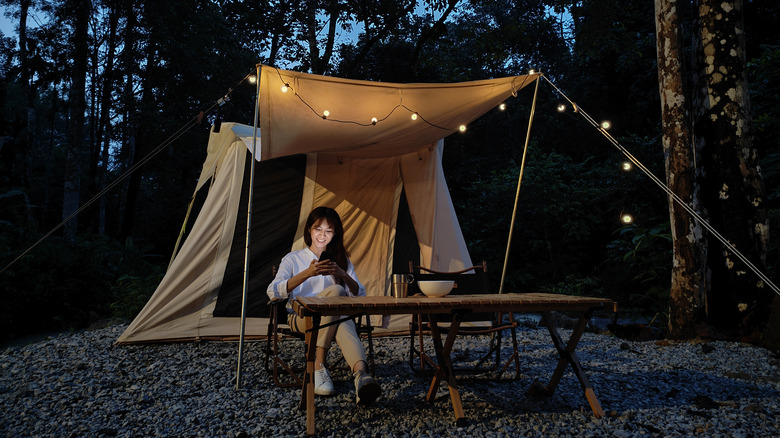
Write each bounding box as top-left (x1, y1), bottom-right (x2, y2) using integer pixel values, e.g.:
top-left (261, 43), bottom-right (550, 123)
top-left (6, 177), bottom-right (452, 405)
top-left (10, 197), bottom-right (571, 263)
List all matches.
top-left (116, 65), bottom-right (539, 344)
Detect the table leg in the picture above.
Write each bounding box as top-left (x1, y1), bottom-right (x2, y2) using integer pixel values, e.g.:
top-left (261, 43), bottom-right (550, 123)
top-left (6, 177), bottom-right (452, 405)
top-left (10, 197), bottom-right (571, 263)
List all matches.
top-left (536, 310), bottom-right (604, 418)
top-left (299, 313), bottom-right (320, 436)
top-left (426, 312), bottom-right (466, 426)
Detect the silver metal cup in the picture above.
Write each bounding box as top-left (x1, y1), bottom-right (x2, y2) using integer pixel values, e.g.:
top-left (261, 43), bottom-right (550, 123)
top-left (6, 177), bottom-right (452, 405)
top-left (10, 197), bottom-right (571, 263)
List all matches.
top-left (391, 273), bottom-right (413, 298)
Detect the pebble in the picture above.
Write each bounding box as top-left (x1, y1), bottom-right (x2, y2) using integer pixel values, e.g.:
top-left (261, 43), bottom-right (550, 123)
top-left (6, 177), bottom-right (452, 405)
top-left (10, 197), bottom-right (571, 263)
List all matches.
top-left (1, 323), bottom-right (779, 437)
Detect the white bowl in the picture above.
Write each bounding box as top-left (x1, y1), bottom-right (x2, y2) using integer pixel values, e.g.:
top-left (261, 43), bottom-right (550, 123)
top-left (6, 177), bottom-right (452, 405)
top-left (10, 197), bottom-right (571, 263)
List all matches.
top-left (417, 280), bottom-right (454, 297)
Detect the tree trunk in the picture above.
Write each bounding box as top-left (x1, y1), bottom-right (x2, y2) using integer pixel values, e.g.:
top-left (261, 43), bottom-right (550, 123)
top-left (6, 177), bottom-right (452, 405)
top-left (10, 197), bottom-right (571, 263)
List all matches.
top-left (96, 4), bottom-right (120, 235)
top-left (62, 0), bottom-right (91, 243)
top-left (692, 0), bottom-right (772, 341)
top-left (306, 2), bottom-right (322, 74)
top-left (654, 0), bottom-right (707, 338)
top-left (121, 6), bottom-right (156, 239)
top-left (408, 0), bottom-right (459, 73)
top-left (18, 0), bottom-right (36, 190)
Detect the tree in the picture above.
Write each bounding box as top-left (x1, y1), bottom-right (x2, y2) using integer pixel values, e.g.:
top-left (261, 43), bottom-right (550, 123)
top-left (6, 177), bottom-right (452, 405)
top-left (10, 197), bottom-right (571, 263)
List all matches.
top-left (692, 0), bottom-right (773, 342)
top-left (654, 0), bottom-right (706, 338)
top-left (655, 0), bottom-right (776, 345)
top-left (61, 0), bottom-right (91, 242)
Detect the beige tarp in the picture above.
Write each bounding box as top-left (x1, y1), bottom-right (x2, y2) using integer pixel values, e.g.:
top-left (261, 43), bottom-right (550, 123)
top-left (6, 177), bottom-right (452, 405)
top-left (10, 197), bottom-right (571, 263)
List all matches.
top-left (258, 65), bottom-right (536, 159)
top-left (117, 67), bottom-right (538, 343)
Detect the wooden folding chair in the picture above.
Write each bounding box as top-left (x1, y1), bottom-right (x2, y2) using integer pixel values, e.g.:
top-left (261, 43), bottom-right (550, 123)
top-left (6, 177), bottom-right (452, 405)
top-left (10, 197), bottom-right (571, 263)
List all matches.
top-left (263, 266), bottom-right (376, 388)
top-left (408, 261), bottom-right (521, 379)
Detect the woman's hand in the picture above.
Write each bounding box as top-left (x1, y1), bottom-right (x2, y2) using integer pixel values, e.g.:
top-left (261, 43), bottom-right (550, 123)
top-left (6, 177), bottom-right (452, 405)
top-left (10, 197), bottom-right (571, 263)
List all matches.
top-left (306, 260), bottom-right (359, 296)
top-left (310, 260), bottom-right (337, 277)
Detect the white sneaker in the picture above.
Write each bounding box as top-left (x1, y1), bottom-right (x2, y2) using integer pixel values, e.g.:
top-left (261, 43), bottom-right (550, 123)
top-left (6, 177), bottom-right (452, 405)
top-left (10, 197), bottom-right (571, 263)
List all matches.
top-left (314, 364), bottom-right (335, 396)
top-left (354, 371), bottom-right (382, 405)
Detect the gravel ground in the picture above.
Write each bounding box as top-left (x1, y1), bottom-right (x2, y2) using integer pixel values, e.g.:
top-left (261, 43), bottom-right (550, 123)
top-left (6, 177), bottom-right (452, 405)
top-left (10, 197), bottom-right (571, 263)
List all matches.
top-left (1, 321), bottom-right (779, 437)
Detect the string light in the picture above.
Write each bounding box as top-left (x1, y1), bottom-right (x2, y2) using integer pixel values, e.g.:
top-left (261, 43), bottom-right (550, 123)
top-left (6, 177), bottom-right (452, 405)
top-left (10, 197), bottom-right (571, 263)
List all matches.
top-left (557, 103), bottom-right (566, 112)
top-left (621, 161), bottom-right (632, 171)
top-left (600, 121), bottom-right (611, 130)
top-left (621, 213), bottom-right (634, 224)
top-left (529, 69), bottom-right (536, 74)
top-left (248, 75), bottom-right (257, 84)
top-left (270, 68), bottom-right (512, 131)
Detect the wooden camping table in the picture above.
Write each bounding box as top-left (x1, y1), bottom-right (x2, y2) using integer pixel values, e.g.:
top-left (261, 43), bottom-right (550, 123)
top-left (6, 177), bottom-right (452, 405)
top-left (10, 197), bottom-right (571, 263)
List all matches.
top-left (292, 293), bottom-right (617, 436)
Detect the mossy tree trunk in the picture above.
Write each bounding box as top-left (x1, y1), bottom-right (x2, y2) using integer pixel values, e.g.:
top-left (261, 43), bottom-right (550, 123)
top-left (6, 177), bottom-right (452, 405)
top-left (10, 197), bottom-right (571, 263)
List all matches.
top-left (691, 0), bottom-right (773, 341)
top-left (654, 0), bottom-right (707, 338)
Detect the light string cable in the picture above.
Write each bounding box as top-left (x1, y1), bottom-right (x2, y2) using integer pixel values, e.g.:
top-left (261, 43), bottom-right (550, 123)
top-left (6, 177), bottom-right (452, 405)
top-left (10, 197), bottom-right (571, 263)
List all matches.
top-left (272, 67), bottom-right (453, 130)
top-left (541, 74), bottom-right (780, 297)
top-left (0, 69), bottom-right (257, 275)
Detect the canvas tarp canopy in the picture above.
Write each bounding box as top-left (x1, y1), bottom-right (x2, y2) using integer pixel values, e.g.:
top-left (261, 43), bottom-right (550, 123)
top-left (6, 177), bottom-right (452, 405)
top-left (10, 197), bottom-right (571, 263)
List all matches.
top-left (116, 66), bottom-right (539, 344)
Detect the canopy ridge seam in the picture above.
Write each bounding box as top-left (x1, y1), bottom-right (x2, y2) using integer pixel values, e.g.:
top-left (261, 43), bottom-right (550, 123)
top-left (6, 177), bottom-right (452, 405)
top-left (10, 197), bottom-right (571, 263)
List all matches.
top-left (271, 67), bottom-right (463, 131)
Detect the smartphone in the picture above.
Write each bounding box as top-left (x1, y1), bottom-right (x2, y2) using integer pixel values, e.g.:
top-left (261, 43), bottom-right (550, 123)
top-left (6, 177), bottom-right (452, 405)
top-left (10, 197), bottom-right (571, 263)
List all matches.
top-left (319, 251), bottom-right (334, 262)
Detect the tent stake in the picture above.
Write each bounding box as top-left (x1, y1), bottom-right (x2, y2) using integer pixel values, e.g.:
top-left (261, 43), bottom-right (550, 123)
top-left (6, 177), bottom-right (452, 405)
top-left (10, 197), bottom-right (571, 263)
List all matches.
top-left (499, 76), bottom-right (540, 294)
top-left (236, 64), bottom-right (263, 390)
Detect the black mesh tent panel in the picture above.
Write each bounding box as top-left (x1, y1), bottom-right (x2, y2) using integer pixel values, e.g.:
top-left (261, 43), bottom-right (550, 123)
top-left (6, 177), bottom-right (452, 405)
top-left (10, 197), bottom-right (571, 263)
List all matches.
top-left (213, 154), bottom-right (306, 318)
top-left (393, 187), bottom-right (420, 274)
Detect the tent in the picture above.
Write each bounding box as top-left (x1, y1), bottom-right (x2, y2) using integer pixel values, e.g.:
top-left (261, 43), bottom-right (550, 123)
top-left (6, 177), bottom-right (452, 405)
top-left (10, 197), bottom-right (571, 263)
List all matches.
top-left (116, 65), bottom-right (539, 344)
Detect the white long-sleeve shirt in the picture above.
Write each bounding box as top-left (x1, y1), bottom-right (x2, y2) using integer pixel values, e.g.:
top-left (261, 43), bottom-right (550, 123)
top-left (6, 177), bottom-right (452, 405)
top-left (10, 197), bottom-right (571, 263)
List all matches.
top-left (266, 247), bottom-right (366, 312)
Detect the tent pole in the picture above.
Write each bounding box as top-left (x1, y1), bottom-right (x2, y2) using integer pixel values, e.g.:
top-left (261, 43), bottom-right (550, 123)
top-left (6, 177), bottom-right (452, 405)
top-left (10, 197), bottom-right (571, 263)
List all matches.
top-left (499, 76), bottom-right (539, 294)
top-left (236, 64), bottom-right (263, 390)
top-left (168, 193), bottom-right (197, 269)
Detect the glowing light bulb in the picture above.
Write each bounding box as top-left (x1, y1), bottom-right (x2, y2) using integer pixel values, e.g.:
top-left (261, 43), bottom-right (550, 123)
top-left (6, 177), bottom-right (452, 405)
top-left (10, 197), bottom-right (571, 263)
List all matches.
top-left (371, 117), bottom-right (378, 125)
top-left (498, 103), bottom-right (507, 111)
top-left (621, 214), bottom-right (633, 224)
top-left (529, 69), bottom-right (536, 75)
top-left (557, 104), bottom-right (566, 112)
top-left (458, 125), bottom-right (467, 133)
top-left (601, 121), bottom-right (611, 130)
top-left (248, 75), bottom-right (257, 84)
top-left (281, 85), bottom-right (289, 93)
top-left (621, 162), bottom-right (632, 171)
top-left (411, 113), bottom-right (418, 121)
top-left (322, 110), bottom-right (330, 119)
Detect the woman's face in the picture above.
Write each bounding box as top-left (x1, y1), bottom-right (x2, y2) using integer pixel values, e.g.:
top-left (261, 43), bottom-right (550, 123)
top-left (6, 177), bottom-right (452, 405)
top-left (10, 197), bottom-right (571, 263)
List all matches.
top-left (309, 218), bottom-right (334, 253)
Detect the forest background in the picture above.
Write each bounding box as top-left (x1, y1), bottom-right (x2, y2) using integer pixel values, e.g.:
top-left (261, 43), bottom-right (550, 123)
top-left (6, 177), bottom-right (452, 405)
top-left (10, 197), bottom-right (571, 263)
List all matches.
top-left (0, 0), bottom-right (778, 343)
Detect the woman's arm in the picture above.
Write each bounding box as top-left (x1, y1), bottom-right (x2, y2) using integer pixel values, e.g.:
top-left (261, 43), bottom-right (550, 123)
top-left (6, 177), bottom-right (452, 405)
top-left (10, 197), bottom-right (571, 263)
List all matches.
top-left (285, 260), bottom-right (318, 292)
top-left (340, 270), bottom-right (360, 296)
top-left (267, 253), bottom-right (321, 300)
top-left (330, 261), bottom-right (364, 296)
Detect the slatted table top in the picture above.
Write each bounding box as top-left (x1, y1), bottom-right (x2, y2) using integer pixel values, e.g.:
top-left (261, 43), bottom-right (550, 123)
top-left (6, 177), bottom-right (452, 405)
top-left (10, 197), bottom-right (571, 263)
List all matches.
top-left (293, 292), bottom-right (617, 317)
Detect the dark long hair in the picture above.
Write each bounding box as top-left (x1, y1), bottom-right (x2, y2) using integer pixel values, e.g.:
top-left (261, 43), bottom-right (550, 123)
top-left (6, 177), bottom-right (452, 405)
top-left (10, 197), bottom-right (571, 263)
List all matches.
top-left (303, 206), bottom-right (349, 270)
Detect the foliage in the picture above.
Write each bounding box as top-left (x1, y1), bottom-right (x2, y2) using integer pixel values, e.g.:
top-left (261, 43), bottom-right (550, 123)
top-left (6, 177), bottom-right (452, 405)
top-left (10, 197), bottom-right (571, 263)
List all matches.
top-left (0, 0), bottom-right (778, 341)
top-left (602, 223), bottom-right (672, 315)
top-left (453, 148), bottom-right (616, 290)
top-left (110, 270), bottom-right (165, 321)
top-left (0, 223), bottom-right (162, 340)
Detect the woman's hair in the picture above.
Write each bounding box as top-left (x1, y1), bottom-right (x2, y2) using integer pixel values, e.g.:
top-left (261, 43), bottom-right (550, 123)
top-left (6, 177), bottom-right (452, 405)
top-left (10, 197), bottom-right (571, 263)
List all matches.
top-left (303, 206), bottom-right (349, 270)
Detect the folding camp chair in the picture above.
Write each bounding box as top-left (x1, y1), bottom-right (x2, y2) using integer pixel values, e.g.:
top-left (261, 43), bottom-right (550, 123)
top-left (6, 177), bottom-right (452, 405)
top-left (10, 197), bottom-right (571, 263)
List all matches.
top-left (408, 261), bottom-right (520, 379)
top-left (263, 297), bottom-right (305, 387)
top-left (263, 266), bottom-right (376, 388)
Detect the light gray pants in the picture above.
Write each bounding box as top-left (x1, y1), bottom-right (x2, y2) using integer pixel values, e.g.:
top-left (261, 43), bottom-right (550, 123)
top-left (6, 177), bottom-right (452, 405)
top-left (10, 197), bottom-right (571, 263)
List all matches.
top-left (288, 284), bottom-right (366, 370)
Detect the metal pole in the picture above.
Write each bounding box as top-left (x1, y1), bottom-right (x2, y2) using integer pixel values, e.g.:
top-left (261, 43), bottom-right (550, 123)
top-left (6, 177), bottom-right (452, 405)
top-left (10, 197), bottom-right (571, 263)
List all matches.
top-left (499, 75), bottom-right (540, 294)
top-left (236, 64), bottom-right (263, 390)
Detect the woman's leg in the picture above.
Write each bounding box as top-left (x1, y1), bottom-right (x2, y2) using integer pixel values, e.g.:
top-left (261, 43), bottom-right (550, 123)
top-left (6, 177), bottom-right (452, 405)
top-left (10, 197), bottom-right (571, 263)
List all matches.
top-left (288, 313), bottom-right (330, 370)
top-left (287, 284), bottom-right (368, 371)
top-left (315, 285), bottom-right (369, 372)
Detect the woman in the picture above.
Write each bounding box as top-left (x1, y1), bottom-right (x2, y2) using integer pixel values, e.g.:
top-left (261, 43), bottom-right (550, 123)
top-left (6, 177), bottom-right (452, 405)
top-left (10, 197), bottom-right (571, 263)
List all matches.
top-left (266, 206), bottom-right (381, 405)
